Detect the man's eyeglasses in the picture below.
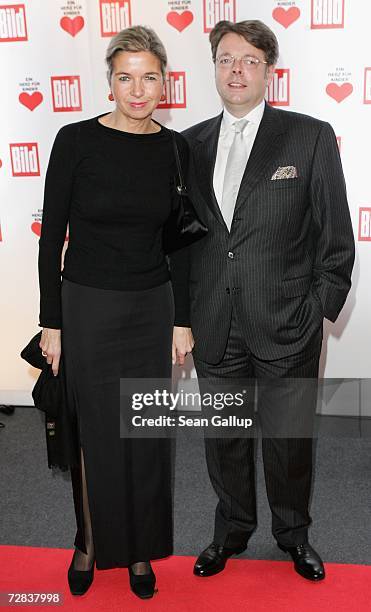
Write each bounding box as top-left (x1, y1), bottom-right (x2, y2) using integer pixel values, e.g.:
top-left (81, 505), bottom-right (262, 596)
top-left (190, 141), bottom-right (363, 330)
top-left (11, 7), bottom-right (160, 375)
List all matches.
top-left (216, 55), bottom-right (268, 69)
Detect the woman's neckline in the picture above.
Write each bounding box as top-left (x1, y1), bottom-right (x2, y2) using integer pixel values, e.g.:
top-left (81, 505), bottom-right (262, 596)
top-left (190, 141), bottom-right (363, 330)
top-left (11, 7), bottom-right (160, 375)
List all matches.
top-left (96, 113), bottom-right (165, 138)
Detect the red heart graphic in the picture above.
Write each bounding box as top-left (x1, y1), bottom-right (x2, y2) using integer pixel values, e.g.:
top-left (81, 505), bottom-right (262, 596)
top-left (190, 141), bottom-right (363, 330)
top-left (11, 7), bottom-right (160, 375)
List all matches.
top-left (326, 82), bottom-right (353, 103)
top-left (60, 16), bottom-right (84, 37)
top-left (31, 222), bottom-right (42, 237)
top-left (31, 222), bottom-right (69, 241)
top-left (166, 11), bottom-right (193, 32)
top-left (19, 91), bottom-right (43, 111)
top-left (272, 7), bottom-right (300, 28)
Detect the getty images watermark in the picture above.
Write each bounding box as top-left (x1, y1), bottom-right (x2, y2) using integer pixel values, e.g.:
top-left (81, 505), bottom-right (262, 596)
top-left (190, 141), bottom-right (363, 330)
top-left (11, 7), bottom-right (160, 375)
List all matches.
top-left (130, 387), bottom-right (253, 431)
top-left (120, 378), bottom-right (255, 438)
top-left (120, 378), bottom-right (371, 439)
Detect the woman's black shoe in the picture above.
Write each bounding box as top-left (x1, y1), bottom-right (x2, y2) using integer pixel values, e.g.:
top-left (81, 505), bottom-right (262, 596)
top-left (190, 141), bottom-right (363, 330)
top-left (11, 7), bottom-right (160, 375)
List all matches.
top-left (128, 564), bottom-right (156, 599)
top-left (67, 550), bottom-right (95, 596)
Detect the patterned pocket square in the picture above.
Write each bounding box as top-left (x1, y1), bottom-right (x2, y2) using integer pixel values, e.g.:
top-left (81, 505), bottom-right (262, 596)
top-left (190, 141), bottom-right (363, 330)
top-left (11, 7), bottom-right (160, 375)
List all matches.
top-left (271, 166), bottom-right (298, 180)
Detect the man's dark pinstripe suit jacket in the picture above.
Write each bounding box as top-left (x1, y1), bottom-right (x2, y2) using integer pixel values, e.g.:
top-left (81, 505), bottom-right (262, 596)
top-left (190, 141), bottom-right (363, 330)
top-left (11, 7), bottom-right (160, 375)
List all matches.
top-left (181, 102), bottom-right (355, 364)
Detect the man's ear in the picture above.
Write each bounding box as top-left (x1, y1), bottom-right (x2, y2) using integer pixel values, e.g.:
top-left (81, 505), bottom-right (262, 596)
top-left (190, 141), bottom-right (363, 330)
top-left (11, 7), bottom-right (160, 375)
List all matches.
top-left (265, 63), bottom-right (276, 86)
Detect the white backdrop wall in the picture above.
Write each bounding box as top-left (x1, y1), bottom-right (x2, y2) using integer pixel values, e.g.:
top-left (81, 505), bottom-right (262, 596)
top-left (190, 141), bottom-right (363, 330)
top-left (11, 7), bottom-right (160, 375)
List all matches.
top-left (1, 0), bottom-right (370, 405)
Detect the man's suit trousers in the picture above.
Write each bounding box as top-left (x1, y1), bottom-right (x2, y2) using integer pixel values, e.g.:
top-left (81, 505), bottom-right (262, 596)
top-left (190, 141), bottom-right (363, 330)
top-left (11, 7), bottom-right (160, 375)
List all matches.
top-left (193, 305), bottom-right (322, 549)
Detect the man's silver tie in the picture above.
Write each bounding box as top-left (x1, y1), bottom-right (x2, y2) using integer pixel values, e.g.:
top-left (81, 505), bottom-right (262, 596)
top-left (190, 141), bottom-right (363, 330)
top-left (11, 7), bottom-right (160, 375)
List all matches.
top-left (220, 119), bottom-right (248, 231)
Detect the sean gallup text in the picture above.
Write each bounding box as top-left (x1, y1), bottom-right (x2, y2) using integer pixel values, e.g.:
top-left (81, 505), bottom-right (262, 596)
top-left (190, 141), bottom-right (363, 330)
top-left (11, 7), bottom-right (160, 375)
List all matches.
top-left (131, 415), bottom-right (253, 429)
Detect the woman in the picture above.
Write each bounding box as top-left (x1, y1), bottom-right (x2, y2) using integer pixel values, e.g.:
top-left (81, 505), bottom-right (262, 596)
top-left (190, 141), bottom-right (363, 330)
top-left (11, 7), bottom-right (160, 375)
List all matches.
top-left (39, 25), bottom-right (194, 599)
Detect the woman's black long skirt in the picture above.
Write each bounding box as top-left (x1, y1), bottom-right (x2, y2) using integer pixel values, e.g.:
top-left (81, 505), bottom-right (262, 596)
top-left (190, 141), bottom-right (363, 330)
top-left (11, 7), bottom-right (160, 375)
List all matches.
top-left (61, 278), bottom-right (174, 570)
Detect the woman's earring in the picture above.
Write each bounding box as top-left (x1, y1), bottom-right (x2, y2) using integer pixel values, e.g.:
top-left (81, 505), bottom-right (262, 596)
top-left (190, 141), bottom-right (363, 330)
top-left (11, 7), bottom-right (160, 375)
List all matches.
top-left (160, 93), bottom-right (166, 102)
top-left (108, 93), bottom-right (114, 101)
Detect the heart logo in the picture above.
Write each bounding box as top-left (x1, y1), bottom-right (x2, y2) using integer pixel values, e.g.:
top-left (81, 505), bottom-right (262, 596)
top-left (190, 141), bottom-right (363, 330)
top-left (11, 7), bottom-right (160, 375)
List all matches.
top-left (272, 7), bottom-right (301, 28)
top-left (19, 91), bottom-right (43, 111)
top-left (31, 222), bottom-right (42, 237)
top-left (60, 16), bottom-right (85, 37)
top-left (166, 11), bottom-right (193, 32)
top-left (31, 222), bottom-right (69, 241)
top-left (326, 82), bottom-right (353, 103)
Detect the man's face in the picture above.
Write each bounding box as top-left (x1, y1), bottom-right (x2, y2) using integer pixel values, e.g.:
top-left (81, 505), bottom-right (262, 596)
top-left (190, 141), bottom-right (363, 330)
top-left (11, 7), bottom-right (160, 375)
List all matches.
top-left (214, 32), bottom-right (276, 117)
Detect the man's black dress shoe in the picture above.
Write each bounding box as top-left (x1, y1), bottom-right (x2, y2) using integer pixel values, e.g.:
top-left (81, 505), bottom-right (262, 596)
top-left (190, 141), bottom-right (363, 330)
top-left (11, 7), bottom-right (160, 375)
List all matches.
top-left (128, 564), bottom-right (156, 599)
top-left (67, 550), bottom-right (95, 596)
top-left (194, 543), bottom-right (245, 577)
top-left (278, 543), bottom-right (325, 581)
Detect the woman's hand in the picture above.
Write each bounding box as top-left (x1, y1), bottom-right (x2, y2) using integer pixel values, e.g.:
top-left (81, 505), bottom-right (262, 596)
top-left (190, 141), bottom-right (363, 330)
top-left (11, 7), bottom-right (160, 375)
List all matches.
top-left (172, 326), bottom-right (194, 366)
top-left (39, 328), bottom-right (61, 376)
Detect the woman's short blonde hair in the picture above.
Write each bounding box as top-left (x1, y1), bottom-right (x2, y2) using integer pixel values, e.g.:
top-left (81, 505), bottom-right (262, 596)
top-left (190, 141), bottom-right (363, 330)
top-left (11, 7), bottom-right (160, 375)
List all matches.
top-left (106, 25), bottom-right (167, 83)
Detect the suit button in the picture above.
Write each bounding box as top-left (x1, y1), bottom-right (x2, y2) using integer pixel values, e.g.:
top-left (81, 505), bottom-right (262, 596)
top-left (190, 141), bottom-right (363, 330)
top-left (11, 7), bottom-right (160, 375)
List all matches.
top-left (228, 251), bottom-right (234, 259)
top-left (226, 288), bottom-right (230, 294)
top-left (232, 287), bottom-right (240, 295)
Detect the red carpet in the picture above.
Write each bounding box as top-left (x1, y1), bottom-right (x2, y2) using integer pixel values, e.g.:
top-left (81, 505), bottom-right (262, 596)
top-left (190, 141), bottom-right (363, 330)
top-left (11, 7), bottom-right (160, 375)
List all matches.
top-left (1, 546), bottom-right (370, 611)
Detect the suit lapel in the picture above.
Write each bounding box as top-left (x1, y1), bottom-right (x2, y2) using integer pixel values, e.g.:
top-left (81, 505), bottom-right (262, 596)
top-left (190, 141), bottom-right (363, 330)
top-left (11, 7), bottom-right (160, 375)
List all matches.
top-left (234, 103), bottom-right (286, 212)
top-left (192, 114), bottom-right (227, 228)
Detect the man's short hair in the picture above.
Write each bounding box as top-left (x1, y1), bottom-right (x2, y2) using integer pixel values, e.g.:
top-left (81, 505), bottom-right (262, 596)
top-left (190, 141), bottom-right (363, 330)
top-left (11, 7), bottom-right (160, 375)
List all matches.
top-left (209, 20), bottom-right (279, 66)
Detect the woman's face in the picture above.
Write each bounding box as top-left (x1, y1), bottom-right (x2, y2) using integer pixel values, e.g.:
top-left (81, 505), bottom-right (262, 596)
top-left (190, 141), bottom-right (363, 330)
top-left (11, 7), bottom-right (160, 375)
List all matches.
top-left (110, 50), bottom-right (164, 122)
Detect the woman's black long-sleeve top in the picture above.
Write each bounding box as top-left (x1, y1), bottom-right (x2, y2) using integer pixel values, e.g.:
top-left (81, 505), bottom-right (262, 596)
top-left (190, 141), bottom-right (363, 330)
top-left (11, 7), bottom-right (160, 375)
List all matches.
top-left (38, 116), bottom-right (190, 329)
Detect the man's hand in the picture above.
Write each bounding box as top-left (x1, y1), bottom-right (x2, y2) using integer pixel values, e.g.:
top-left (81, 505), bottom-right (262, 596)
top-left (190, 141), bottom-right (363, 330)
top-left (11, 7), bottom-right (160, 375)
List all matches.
top-left (39, 328), bottom-right (61, 376)
top-left (172, 326), bottom-right (195, 366)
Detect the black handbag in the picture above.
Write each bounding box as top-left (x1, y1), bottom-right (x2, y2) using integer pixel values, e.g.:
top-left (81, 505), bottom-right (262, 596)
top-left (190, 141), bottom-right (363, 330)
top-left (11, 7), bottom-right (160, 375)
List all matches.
top-left (162, 131), bottom-right (208, 255)
top-left (20, 332), bottom-right (79, 469)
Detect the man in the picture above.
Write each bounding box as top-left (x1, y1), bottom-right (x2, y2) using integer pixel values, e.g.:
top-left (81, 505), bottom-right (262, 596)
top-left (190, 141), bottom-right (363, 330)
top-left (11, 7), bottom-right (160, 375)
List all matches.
top-left (173, 20), bottom-right (354, 581)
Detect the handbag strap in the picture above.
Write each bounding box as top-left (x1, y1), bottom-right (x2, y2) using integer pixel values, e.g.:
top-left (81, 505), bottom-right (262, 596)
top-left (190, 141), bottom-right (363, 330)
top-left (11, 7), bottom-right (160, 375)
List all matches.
top-left (170, 130), bottom-right (186, 194)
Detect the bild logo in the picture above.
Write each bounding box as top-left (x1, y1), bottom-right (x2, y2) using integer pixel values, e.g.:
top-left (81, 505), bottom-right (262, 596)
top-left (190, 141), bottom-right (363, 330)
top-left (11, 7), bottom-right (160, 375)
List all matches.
top-left (358, 208), bottom-right (371, 242)
top-left (203, 0), bottom-right (236, 33)
top-left (99, 0), bottom-right (131, 37)
top-left (51, 76), bottom-right (82, 112)
top-left (157, 72), bottom-right (186, 109)
top-left (266, 69), bottom-right (290, 106)
top-left (0, 4), bottom-right (27, 41)
top-left (311, 0), bottom-right (344, 29)
top-left (10, 143), bottom-right (40, 177)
